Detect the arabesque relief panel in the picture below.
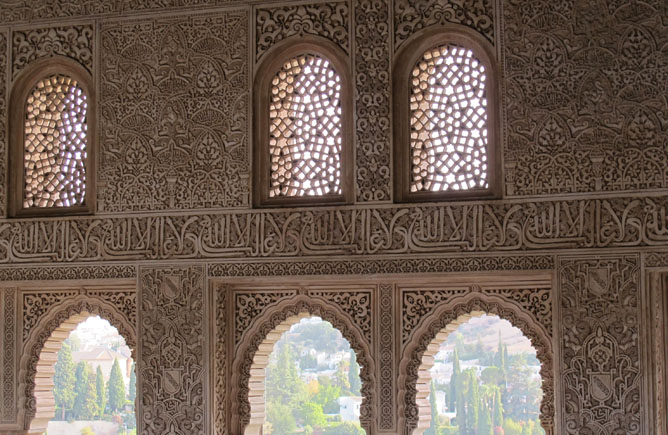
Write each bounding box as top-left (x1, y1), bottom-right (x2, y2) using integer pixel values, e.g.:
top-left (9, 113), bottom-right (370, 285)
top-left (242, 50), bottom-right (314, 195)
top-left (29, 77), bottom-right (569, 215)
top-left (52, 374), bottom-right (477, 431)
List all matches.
top-left (98, 10), bottom-right (249, 212)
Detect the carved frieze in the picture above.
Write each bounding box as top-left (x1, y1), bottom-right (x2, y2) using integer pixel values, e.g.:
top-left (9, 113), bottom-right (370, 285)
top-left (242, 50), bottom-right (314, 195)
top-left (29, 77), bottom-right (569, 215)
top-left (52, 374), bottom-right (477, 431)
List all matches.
top-left (559, 255), bottom-right (643, 433)
top-left (504, 0), bottom-right (668, 196)
top-left (394, 0), bottom-right (495, 49)
top-left (99, 11), bottom-right (249, 212)
top-left (0, 264), bottom-right (136, 282)
top-left (354, 0), bottom-right (392, 201)
top-left (2, 288), bottom-right (17, 424)
top-left (11, 24), bottom-right (94, 79)
top-left (139, 265), bottom-right (204, 435)
top-left (213, 283), bottom-right (227, 435)
top-left (256, 2), bottom-right (349, 61)
top-left (0, 197), bottom-right (667, 263)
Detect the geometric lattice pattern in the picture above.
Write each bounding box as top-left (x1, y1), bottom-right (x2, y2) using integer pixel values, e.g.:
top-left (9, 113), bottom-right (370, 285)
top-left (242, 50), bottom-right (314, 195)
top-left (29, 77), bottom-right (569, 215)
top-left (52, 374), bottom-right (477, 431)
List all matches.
top-left (24, 74), bottom-right (87, 208)
top-left (269, 54), bottom-right (342, 197)
top-left (410, 44), bottom-right (488, 192)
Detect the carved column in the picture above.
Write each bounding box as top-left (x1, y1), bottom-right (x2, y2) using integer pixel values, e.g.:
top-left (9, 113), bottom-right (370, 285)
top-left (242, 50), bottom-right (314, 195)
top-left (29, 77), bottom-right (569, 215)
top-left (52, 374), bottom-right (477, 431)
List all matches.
top-left (139, 265), bottom-right (206, 435)
top-left (558, 255), bottom-right (644, 434)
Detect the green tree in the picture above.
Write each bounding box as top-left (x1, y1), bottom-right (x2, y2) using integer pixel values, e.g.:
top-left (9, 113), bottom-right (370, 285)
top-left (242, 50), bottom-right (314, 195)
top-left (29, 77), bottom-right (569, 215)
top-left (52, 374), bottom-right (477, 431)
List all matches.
top-left (348, 350), bottom-right (361, 395)
top-left (73, 361), bottom-right (91, 419)
top-left (323, 422), bottom-right (365, 435)
top-left (464, 369), bottom-right (480, 434)
top-left (267, 341), bottom-right (307, 405)
top-left (107, 358), bottom-right (126, 413)
top-left (479, 406), bottom-right (493, 435)
top-left (95, 366), bottom-right (106, 418)
top-left (266, 401), bottom-right (297, 434)
top-left (425, 380), bottom-right (439, 435)
top-left (503, 417), bottom-right (523, 435)
top-left (493, 388), bottom-right (504, 428)
top-left (449, 348), bottom-right (461, 412)
top-left (53, 341), bottom-right (76, 420)
top-left (312, 376), bottom-right (341, 414)
top-left (299, 402), bottom-right (327, 429)
top-left (128, 362), bottom-right (136, 402)
top-left (83, 369), bottom-right (99, 419)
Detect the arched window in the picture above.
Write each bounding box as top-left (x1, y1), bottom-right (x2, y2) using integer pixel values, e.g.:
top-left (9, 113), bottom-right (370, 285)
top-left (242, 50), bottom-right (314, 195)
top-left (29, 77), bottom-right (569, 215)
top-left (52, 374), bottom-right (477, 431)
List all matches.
top-left (254, 38), bottom-right (353, 207)
top-left (9, 57), bottom-right (95, 217)
top-left (393, 26), bottom-right (500, 202)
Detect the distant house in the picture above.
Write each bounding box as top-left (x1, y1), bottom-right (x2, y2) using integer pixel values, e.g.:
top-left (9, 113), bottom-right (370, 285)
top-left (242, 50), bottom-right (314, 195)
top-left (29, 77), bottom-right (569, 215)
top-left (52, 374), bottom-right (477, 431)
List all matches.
top-left (72, 347), bottom-right (132, 387)
top-left (338, 396), bottom-right (362, 422)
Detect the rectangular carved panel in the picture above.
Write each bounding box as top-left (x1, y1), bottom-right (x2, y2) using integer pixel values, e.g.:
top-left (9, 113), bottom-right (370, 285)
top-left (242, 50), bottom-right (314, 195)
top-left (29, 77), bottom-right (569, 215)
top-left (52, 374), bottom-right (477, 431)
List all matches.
top-left (213, 283), bottom-right (226, 435)
top-left (503, 0), bottom-right (668, 196)
top-left (99, 10), bottom-right (249, 212)
top-left (11, 24), bottom-right (94, 79)
top-left (559, 255), bottom-right (643, 434)
top-left (377, 284), bottom-right (395, 431)
top-left (139, 265), bottom-right (205, 435)
top-left (1, 288), bottom-right (17, 424)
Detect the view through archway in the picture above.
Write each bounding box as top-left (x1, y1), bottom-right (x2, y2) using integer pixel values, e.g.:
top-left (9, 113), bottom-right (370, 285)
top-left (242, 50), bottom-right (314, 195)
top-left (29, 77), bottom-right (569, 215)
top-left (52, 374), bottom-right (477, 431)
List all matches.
top-left (263, 316), bottom-right (364, 435)
top-left (424, 314), bottom-right (544, 435)
top-left (46, 315), bottom-right (136, 435)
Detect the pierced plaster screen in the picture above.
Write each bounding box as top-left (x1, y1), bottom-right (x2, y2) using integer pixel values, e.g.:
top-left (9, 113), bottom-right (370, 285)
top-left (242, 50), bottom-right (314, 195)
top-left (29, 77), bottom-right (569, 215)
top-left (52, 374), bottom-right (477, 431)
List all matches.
top-left (410, 44), bottom-right (488, 193)
top-left (269, 54), bottom-right (342, 198)
top-left (23, 74), bottom-right (88, 208)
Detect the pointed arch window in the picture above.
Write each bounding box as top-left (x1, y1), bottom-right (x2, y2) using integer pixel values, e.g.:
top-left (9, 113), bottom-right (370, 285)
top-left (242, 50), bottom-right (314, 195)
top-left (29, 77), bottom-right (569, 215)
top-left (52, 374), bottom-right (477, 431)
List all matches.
top-left (254, 38), bottom-right (353, 207)
top-left (394, 26), bottom-right (501, 202)
top-left (9, 58), bottom-right (96, 217)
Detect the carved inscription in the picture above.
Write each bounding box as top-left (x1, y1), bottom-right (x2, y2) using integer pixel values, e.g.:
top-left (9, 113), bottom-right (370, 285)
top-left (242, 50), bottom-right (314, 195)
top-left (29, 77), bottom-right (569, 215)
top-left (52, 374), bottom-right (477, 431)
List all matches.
top-left (99, 11), bottom-right (249, 212)
top-left (0, 197), bottom-right (668, 263)
top-left (11, 25), bottom-right (94, 78)
top-left (140, 265), bottom-right (204, 435)
top-left (559, 256), bottom-right (643, 433)
top-left (256, 2), bottom-right (349, 60)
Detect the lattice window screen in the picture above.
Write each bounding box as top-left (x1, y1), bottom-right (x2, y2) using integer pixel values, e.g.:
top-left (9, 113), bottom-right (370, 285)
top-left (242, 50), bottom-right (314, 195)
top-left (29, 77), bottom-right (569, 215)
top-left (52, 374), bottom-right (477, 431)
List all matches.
top-left (410, 44), bottom-right (488, 192)
top-left (23, 74), bottom-right (88, 208)
top-left (269, 54), bottom-right (342, 198)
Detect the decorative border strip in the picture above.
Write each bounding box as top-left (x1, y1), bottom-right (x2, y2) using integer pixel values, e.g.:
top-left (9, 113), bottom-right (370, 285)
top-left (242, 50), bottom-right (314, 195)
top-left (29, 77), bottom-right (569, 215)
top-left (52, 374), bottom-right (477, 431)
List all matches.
top-left (2, 288), bottom-right (16, 424)
top-left (0, 264), bottom-right (136, 282)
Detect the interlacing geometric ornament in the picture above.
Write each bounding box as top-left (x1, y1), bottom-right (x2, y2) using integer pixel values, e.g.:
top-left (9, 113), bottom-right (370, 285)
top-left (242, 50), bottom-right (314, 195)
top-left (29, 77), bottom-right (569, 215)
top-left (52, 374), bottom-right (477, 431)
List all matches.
top-left (269, 54), bottom-right (342, 197)
top-left (23, 74), bottom-right (87, 208)
top-left (410, 44), bottom-right (488, 192)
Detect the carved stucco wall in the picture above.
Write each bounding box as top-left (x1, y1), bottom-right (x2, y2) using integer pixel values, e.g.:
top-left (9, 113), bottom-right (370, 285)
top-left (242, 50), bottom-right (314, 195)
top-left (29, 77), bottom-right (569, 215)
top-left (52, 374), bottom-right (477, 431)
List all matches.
top-left (0, 0), bottom-right (666, 434)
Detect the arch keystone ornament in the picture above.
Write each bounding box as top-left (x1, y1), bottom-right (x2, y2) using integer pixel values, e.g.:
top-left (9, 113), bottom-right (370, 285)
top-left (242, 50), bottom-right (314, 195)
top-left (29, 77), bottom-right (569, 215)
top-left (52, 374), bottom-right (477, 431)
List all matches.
top-left (230, 293), bottom-right (376, 434)
top-left (398, 291), bottom-right (554, 435)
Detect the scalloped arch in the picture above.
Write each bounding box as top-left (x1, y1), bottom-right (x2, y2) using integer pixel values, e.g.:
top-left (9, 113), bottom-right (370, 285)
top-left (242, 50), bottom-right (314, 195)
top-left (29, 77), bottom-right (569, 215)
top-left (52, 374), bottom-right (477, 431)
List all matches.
top-left (398, 293), bottom-right (554, 435)
top-left (231, 295), bottom-right (376, 434)
top-left (18, 294), bottom-right (136, 433)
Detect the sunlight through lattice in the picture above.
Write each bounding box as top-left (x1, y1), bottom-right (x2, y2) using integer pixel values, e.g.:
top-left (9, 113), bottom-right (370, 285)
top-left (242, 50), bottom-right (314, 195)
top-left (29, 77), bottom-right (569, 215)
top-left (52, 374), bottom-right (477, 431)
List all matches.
top-left (269, 54), bottom-right (342, 198)
top-left (24, 74), bottom-right (87, 208)
top-left (410, 44), bottom-right (488, 192)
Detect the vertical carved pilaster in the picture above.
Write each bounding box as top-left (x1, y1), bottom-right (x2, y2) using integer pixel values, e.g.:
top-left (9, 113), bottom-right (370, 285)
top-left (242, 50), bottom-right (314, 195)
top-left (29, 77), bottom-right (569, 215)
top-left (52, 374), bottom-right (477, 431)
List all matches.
top-left (139, 265), bottom-right (205, 435)
top-left (559, 255), bottom-right (643, 434)
top-left (213, 283), bottom-right (227, 435)
top-left (1, 287), bottom-right (17, 424)
top-left (377, 284), bottom-right (395, 431)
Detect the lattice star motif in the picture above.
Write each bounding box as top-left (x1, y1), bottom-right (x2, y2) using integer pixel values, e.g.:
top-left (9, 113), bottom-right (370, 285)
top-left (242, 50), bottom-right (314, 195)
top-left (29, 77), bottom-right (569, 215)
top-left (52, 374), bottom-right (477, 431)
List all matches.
top-left (269, 54), bottom-right (342, 197)
top-left (410, 44), bottom-right (489, 192)
top-left (24, 74), bottom-right (87, 208)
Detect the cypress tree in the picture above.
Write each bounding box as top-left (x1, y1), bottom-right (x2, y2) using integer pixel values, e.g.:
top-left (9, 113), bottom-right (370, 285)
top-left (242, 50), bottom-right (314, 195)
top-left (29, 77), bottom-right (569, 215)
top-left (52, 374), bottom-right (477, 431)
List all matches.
top-left (53, 341), bottom-right (76, 420)
top-left (348, 350), bottom-right (361, 395)
top-left (128, 362), bottom-right (136, 402)
top-left (107, 358), bottom-right (126, 413)
top-left (456, 374), bottom-right (467, 435)
top-left (95, 366), bottom-right (106, 418)
top-left (479, 405), bottom-right (493, 435)
top-left (449, 348), bottom-right (461, 411)
top-left (73, 361), bottom-right (90, 419)
top-left (83, 369), bottom-right (99, 419)
top-left (465, 370), bottom-right (479, 434)
top-left (425, 380), bottom-right (439, 435)
top-left (493, 388), bottom-right (504, 428)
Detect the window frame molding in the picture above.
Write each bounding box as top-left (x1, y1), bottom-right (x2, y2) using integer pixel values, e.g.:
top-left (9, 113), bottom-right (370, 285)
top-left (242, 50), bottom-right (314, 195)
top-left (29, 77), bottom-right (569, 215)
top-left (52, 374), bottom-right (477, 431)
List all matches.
top-left (8, 56), bottom-right (97, 218)
top-left (393, 24), bottom-right (502, 203)
top-left (253, 36), bottom-right (354, 208)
